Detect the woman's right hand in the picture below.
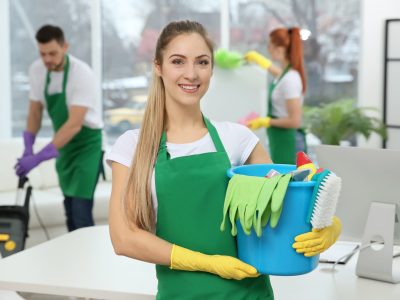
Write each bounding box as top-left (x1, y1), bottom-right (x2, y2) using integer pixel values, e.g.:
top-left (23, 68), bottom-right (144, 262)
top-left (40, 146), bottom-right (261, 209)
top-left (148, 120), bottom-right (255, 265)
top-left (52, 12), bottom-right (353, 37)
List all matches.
top-left (244, 51), bottom-right (272, 70)
top-left (170, 244), bottom-right (259, 280)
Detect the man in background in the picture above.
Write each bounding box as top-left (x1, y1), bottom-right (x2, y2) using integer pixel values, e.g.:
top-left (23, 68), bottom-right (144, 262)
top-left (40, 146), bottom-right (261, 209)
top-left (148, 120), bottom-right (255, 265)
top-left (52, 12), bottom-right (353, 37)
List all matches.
top-left (15, 24), bottom-right (103, 231)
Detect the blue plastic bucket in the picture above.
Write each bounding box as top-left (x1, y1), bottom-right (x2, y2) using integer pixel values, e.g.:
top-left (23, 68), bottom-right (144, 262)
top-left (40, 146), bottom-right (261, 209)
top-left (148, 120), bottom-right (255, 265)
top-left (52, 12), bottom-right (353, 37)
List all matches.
top-left (227, 164), bottom-right (319, 276)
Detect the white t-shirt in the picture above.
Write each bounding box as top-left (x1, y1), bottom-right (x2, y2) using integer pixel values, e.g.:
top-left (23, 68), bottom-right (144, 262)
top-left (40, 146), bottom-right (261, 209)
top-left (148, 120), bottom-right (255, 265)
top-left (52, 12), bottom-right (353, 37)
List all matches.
top-left (29, 54), bottom-right (103, 129)
top-left (270, 69), bottom-right (303, 118)
top-left (106, 120), bottom-right (259, 217)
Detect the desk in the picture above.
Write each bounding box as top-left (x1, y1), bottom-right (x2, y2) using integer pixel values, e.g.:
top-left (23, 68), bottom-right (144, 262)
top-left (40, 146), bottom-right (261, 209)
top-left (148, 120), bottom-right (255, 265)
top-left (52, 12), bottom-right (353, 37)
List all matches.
top-left (271, 242), bottom-right (400, 299)
top-left (0, 225), bottom-right (157, 299)
top-left (0, 226), bottom-right (399, 299)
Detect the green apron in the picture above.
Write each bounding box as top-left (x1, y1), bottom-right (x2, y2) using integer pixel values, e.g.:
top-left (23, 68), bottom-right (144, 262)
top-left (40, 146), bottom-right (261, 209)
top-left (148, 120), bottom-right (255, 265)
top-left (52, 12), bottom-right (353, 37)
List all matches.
top-left (267, 65), bottom-right (306, 164)
top-left (267, 64), bottom-right (296, 164)
top-left (44, 55), bottom-right (102, 199)
top-left (155, 117), bottom-right (273, 300)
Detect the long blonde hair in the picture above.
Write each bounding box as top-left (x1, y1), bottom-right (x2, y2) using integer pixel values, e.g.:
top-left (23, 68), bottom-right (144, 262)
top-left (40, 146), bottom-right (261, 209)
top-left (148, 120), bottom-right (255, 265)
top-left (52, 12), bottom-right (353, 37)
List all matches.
top-left (124, 20), bottom-right (214, 232)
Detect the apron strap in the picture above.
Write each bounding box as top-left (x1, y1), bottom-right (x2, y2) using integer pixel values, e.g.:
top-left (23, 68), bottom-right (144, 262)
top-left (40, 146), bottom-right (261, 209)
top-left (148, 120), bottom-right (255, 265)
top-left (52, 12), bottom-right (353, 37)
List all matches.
top-left (203, 117), bottom-right (227, 153)
top-left (45, 55), bottom-right (69, 98)
top-left (268, 64), bottom-right (291, 118)
top-left (157, 115), bottom-right (227, 162)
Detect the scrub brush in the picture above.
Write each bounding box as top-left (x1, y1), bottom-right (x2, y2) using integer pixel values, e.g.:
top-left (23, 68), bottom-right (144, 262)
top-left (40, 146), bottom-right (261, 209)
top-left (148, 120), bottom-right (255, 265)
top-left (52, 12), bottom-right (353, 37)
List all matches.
top-left (307, 169), bottom-right (342, 229)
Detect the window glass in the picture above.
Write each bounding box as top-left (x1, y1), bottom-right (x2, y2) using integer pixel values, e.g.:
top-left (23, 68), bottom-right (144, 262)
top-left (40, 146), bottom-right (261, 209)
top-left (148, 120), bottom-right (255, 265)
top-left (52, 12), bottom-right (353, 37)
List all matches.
top-left (102, 0), bottom-right (220, 141)
top-left (229, 0), bottom-right (360, 105)
top-left (10, 0), bottom-right (91, 136)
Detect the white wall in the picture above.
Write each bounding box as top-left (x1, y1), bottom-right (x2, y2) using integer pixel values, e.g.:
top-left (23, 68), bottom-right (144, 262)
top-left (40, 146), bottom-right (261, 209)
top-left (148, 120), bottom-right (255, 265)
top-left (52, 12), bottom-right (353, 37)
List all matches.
top-left (201, 65), bottom-right (268, 145)
top-left (358, 0), bottom-right (400, 148)
top-left (0, 0), bottom-right (11, 138)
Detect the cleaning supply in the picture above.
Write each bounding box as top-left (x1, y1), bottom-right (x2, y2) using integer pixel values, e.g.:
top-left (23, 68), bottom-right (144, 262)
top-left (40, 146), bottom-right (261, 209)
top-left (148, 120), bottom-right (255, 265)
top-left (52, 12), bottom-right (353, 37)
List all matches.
top-left (22, 131), bottom-right (36, 158)
top-left (214, 48), bottom-right (243, 69)
top-left (244, 51), bottom-right (272, 70)
top-left (220, 174), bottom-right (266, 235)
top-left (221, 173), bottom-right (292, 237)
top-left (220, 175), bottom-right (239, 234)
top-left (253, 175), bottom-right (281, 237)
top-left (247, 117), bottom-right (271, 130)
top-left (228, 164), bottom-right (318, 275)
top-left (265, 169), bottom-right (280, 178)
top-left (307, 169), bottom-right (342, 229)
top-left (15, 142), bottom-right (59, 177)
top-left (292, 216), bottom-right (342, 257)
top-left (170, 244), bottom-right (259, 279)
top-left (290, 168), bottom-right (310, 182)
top-left (238, 112), bottom-right (259, 126)
top-left (296, 152), bottom-right (317, 180)
top-left (270, 174), bottom-right (291, 228)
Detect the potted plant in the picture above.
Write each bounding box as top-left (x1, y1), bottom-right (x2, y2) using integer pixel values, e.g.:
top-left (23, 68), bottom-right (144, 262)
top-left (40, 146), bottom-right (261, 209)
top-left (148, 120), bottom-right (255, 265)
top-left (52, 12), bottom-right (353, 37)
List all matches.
top-left (303, 99), bottom-right (387, 145)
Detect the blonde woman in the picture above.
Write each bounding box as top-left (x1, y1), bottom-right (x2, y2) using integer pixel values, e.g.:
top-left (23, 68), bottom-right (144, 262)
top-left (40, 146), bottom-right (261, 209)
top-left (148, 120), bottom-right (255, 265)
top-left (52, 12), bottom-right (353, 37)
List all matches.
top-left (107, 20), bottom-right (341, 299)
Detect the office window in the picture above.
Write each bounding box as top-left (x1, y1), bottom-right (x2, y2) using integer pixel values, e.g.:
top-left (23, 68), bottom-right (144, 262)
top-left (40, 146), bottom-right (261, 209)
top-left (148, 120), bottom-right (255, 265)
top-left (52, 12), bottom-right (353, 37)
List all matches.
top-left (229, 0), bottom-right (360, 106)
top-left (102, 0), bottom-right (220, 141)
top-left (10, 0), bottom-right (91, 137)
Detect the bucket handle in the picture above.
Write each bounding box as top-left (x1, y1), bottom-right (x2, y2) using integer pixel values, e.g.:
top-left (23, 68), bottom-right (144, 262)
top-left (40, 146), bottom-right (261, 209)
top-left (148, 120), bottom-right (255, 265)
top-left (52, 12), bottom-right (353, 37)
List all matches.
top-left (226, 168), bottom-right (235, 178)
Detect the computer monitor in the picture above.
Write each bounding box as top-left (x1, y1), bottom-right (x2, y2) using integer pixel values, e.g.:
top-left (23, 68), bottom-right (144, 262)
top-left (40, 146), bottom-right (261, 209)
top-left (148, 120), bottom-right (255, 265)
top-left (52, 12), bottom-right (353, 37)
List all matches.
top-left (315, 144), bottom-right (400, 244)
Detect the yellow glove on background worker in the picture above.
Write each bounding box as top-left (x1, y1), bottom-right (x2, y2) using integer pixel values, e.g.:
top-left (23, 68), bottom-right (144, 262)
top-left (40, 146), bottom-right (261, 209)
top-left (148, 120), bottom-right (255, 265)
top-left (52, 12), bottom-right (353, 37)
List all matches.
top-left (247, 117), bottom-right (271, 130)
top-left (292, 216), bottom-right (342, 257)
top-left (170, 244), bottom-right (259, 280)
top-left (244, 51), bottom-right (272, 70)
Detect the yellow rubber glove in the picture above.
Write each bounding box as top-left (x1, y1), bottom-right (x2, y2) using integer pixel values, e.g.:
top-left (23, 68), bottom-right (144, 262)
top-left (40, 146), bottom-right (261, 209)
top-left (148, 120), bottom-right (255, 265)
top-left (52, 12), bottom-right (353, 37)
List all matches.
top-left (170, 244), bottom-right (259, 280)
top-left (292, 216), bottom-right (342, 257)
top-left (244, 51), bottom-right (272, 70)
top-left (247, 117), bottom-right (271, 130)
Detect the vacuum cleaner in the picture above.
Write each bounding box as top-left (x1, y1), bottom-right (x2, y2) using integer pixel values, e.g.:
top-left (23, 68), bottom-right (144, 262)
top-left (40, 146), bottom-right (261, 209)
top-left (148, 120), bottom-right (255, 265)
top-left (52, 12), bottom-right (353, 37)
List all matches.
top-left (0, 177), bottom-right (31, 258)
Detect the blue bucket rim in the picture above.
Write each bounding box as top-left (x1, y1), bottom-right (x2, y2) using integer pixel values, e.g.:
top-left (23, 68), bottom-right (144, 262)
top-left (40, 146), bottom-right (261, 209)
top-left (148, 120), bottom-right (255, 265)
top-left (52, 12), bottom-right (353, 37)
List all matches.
top-left (227, 164), bottom-right (315, 187)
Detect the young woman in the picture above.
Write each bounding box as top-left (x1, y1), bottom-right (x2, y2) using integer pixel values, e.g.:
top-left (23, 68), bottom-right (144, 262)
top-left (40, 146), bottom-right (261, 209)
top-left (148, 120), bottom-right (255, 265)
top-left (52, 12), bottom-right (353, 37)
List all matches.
top-left (107, 20), bottom-right (341, 299)
top-left (245, 27), bottom-right (307, 164)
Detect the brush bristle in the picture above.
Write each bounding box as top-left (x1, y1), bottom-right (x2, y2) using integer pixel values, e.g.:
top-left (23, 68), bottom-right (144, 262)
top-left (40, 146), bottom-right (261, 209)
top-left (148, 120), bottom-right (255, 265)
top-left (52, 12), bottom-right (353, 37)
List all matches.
top-left (310, 172), bottom-right (341, 229)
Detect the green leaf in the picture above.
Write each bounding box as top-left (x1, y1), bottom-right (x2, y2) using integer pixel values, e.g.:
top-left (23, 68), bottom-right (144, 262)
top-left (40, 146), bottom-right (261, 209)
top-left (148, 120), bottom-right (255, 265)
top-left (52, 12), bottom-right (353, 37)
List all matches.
top-left (303, 99), bottom-right (387, 145)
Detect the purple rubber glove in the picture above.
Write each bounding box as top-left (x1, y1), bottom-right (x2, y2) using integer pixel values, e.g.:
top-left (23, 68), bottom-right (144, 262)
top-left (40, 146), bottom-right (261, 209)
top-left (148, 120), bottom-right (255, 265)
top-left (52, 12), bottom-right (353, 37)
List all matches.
top-left (22, 130), bottom-right (36, 158)
top-left (15, 143), bottom-right (59, 177)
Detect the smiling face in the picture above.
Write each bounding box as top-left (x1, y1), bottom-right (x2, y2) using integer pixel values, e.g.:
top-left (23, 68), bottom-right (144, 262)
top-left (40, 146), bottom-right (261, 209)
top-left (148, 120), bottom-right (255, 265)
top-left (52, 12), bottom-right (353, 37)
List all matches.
top-left (154, 33), bottom-right (213, 109)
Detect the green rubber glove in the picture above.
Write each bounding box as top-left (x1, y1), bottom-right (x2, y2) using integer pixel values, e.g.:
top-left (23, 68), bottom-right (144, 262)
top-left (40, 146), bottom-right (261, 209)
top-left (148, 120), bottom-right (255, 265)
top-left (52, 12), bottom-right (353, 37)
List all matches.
top-left (270, 174), bottom-right (291, 228)
top-left (221, 175), bottom-right (266, 236)
top-left (292, 216), bottom-right (342, 257)
top-left (247, 117), bottom-right (271, 130)
top-left (244, 50), bottom-right (272, 70)
top-left (170, 244), bottom-right (259, 280)
top-left (253, 175), bottom-right (281, 237)
top-left (238, 176), bottom-right (266, 235)
top-left (221, 175), bottom-right (239, 232)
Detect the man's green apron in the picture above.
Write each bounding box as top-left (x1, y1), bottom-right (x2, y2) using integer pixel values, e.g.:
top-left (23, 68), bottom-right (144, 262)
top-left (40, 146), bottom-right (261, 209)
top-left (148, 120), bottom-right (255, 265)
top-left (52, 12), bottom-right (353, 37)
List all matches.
top-left (44, 55), bottom-right (102, 199)
top-left (155, 117), bottom-right (273, 300)
top-left (267, 65), bottom-right (306, 164)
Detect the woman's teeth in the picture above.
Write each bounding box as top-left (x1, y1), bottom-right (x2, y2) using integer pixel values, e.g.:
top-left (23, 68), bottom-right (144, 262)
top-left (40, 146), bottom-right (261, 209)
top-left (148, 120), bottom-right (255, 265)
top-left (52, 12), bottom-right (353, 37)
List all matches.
top-left (180, 84), bottom-right (199, 92)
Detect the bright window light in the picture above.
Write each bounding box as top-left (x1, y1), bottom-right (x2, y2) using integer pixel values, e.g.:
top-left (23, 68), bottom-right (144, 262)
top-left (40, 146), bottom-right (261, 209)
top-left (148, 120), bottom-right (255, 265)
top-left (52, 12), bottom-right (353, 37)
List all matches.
top-left (300, 29), bottom-right (311, 41)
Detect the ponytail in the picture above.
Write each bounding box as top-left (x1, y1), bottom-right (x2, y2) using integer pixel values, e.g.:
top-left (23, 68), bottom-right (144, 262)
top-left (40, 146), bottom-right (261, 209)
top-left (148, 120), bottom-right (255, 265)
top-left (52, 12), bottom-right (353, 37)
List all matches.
top-left (288, 27), bottom-right (306, 93)
top-left (269, 27), bottom-right (307, 94)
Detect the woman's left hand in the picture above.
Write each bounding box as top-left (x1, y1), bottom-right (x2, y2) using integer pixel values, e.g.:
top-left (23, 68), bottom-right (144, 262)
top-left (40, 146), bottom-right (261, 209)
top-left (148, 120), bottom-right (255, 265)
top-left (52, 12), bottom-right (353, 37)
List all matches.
top-left (292, 216), bottom-right (342, 257)
top-left (247, 117), bottom-right (271, 130)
